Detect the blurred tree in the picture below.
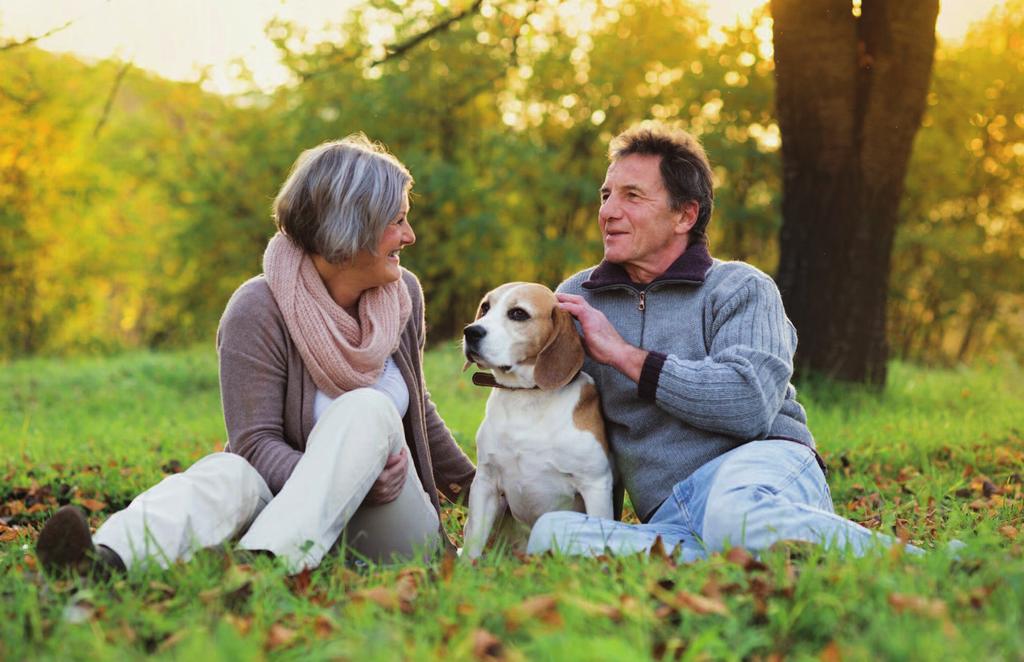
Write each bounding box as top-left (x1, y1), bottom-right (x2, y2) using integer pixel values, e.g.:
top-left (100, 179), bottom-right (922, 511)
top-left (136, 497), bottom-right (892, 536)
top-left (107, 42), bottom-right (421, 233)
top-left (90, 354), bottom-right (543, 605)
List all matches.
top-left (770, 0), bottom-right (939, 385)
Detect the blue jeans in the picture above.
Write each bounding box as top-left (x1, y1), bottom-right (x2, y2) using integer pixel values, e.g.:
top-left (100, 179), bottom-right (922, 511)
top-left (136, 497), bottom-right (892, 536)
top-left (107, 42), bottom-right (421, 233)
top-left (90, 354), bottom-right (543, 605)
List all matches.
top-left (527, 439), bottom-right (916, 559)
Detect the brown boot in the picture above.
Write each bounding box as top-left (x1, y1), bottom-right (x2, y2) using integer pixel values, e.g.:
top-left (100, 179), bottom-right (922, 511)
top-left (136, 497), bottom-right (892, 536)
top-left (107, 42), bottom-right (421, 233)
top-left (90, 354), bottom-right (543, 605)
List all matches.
top-left (36, 505), bottom-right (125, 577)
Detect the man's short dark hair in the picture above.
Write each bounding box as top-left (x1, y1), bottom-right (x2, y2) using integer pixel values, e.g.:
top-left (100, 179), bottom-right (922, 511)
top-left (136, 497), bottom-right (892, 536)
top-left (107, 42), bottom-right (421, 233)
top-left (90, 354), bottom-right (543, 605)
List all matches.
top-left (609, 123), bottom-right (715, 242)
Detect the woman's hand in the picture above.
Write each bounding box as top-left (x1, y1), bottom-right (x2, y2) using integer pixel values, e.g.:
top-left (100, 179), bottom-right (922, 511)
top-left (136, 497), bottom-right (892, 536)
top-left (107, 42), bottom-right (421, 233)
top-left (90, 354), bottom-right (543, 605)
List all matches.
top-left (556, 293), bottom-right (648, 383)
top-left (364, 448), bottom-right (409, 505)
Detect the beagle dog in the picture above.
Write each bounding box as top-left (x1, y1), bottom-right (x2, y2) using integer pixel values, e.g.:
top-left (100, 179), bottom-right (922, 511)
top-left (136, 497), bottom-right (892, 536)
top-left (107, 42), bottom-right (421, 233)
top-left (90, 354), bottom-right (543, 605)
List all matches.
top-left (461, 282), bottom-right (614, 559)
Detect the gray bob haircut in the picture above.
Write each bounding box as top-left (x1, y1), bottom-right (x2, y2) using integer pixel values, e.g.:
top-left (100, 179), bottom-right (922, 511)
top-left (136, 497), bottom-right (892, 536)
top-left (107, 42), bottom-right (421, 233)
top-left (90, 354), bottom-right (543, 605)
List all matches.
top-left (273, 133), bottom-right (413, 263)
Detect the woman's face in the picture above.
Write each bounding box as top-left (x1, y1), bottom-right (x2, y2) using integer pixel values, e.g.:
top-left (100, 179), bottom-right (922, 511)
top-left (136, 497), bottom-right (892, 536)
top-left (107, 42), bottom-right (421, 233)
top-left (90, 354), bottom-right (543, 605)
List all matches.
top-left (349, 195), bottom-right (415, 288)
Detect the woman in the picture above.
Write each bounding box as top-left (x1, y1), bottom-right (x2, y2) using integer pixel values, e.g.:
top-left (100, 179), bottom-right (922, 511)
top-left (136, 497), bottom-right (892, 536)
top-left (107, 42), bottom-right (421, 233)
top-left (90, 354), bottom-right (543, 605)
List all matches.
top-left (36, 135), bottom-right (476, 574)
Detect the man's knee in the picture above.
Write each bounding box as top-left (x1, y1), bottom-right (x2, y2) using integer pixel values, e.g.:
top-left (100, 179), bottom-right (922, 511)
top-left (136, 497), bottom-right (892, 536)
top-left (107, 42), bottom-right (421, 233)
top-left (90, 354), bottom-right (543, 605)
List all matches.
top-left (526, 511), bottom-right (587, 554)
top-left (701, 485), bottom-right (773, 550)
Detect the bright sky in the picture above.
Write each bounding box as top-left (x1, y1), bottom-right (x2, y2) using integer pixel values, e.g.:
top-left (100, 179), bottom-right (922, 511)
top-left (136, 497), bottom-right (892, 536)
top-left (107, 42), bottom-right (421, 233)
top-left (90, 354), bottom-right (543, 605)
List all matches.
top-left (0, 0), bottom-right (1008, 95)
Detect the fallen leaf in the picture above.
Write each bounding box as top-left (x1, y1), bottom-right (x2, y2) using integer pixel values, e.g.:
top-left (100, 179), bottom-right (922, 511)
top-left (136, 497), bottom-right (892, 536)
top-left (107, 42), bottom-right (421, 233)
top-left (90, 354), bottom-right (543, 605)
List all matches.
top-left (161, 460), bottom-right (183, 474)
top-left (671, 590), bottom-right (728, 616)
top-left (265, 623), bottom-right (298, 650)
top-left (569, 597), bottom-right (622, 623)
top-left (471, 628), bottom-right (504, 661)
top-left (439, 548), bottom-right (456, 582)
top-left (314, 614), bottom-right (335, 638)
top-left (888, 593), bottom-right (947, 618)
top-left (964, 583), bottom-right (999, 609)
top-left (156, 631), bottom-right (187, 653)
top-left (349, 586), bottom-right (400, 611)
top-left (225, 614), bottom-right (252, 636)
top-left (505, 594), bottom-right (561, 631)
top-left (724, 546), bottom-right (768, 572)
top-left (287, 568), bottom-right (312, 596)
top-left (819, 640), bottom-right (843, 662)
top-left (700, 573), bottom-right (722, 601)
top-left (649, 535), bottom-right (675, 563)
top-left (394, 568), bottom-right (423, 613)
top-left (78, 498), bottom-right (106, 513)
top-left (999, 525), bottom-right (1018, 541)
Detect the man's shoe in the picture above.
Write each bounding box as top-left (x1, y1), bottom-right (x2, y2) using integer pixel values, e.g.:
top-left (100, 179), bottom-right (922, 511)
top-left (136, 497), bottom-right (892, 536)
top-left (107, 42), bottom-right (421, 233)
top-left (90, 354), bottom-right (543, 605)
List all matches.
top-left (35, 505), bottom-right (125, 577)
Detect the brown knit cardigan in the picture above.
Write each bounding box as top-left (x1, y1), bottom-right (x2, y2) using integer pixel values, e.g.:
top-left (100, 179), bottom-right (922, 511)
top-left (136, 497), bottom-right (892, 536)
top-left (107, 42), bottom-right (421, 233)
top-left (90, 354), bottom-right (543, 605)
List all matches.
top-left (216, 269), bottom-right (476, 516)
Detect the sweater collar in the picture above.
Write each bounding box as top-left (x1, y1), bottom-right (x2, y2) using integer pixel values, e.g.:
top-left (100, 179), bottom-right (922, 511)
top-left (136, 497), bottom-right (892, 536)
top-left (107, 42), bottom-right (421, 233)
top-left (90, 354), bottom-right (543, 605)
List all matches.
top-left (582, 239), bottom-right (713, 290)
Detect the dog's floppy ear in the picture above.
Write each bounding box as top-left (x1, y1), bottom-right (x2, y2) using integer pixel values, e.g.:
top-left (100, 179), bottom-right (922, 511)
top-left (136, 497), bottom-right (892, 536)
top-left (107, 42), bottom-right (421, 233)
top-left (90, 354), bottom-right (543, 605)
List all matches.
top-left (534, 306), bottom-right (584, 390)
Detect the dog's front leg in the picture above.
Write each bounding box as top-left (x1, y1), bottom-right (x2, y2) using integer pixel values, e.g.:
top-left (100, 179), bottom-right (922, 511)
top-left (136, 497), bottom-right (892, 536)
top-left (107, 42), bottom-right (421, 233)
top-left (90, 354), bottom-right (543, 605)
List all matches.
top-left (578, 474), bottom-right (615, 520)
top-left (462, 470), bottom-right (505, 560)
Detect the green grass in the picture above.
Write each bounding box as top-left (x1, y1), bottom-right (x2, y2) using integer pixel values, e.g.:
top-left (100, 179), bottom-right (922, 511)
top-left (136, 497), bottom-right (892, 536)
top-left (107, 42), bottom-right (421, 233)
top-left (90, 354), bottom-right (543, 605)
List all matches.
top-left (1, 346), bottom-right (1022, 660)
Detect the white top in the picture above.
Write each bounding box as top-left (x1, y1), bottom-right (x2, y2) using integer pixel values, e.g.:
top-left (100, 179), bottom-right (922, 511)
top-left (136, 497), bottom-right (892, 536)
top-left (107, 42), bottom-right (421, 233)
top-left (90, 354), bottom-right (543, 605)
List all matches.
top-left (313, 356), bottom-right (409, 423)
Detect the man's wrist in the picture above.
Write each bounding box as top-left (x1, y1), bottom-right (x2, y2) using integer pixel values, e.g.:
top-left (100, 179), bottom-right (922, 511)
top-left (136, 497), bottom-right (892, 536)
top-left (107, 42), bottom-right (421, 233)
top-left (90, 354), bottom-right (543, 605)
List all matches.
top-left (612, 344), bottom-right (648, 383)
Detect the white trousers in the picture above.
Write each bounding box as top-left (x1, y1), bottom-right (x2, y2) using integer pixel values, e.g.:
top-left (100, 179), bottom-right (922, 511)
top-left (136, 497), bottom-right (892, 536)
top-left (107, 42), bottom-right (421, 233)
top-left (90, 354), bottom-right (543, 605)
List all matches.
top-left (93, 389), bottom-right (440, 572)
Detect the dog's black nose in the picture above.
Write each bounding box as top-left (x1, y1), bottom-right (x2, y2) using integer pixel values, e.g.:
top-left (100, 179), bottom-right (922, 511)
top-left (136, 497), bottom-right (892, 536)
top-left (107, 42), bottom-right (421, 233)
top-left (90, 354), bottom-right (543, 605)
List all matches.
top-left (463, 325), bottom-right (486, 344)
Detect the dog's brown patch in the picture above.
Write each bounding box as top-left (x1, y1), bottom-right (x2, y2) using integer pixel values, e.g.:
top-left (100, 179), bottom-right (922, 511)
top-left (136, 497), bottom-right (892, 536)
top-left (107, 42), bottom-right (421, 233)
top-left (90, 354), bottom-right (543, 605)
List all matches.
top-left (573, 382), bottom-right (609, 455)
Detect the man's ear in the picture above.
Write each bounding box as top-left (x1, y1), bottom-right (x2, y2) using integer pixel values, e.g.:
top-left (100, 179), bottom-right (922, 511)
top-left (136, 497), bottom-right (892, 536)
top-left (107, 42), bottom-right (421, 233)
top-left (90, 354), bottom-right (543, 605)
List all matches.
top-left (675, 200), bottom-right (699, 235)
top-left (534, 307), bottom-right (585, 390)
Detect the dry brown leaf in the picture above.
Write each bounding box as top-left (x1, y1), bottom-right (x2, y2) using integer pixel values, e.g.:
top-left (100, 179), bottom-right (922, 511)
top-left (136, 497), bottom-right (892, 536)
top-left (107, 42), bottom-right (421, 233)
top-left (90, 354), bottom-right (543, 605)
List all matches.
top-left (396, 568), bottom-right (423, 600)
top-left (505, 594), bottom-right (562, 631)
top-left (672, 590), bottom-right (728, 616)
top-left (314, 614), bottom-right (335, 638)
top-left (471, 628), bottom-right (504, 661)
top-left (440, 548), bottom-right (456, 582)
top-left (0, 527), bottom-right (19, 543)
top-left (225, 614), bottom-right (252, 636)
top-left (349, 586), bottom-right (400, 611)
top-left (649, 535), bottom-right (674, 563)
top-left (155, 630), bottom-right (187, 653)
top-left (964, 583), bottom-right (999, 609)
top-left (724, 546), bottom-right (768, 572)
top-left (819, 640), bottom-right (843, 662)
top-left (78, 498), bottom-right (106, 513)
top-left (999, 525), bottom-right (1018, 541)
top-left (265, 623), bottom-right (298, 649)
top-left (287, 568), bottom-right (312, 596)
top-left (265, 623), bottom-right (298, 651)
top-left (888, 593), bottom-right (947, 618)
top-left (570, 597), bottom-right (622, 622)
top-left (700, 573), bottom-right (722, 601)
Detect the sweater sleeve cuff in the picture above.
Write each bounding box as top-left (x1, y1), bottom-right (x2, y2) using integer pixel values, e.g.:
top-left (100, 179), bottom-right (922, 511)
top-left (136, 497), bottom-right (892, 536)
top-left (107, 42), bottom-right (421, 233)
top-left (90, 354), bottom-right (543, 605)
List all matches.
top-left (638, 351), bottom-right (667, 401)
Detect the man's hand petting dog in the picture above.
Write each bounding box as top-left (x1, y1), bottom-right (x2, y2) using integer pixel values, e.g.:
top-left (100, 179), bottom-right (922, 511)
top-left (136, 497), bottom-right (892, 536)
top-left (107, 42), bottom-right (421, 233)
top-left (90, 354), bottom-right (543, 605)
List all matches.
top-left (365, 448), bottom-right (407, 505)
top-left (556, 293), bottom-right (648, 382)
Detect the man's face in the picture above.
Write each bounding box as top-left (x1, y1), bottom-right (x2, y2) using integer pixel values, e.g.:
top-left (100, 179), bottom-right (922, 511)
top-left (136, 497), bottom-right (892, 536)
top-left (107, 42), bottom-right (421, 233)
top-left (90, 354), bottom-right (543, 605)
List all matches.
top-left (599, 154), bottom-right (692, 279)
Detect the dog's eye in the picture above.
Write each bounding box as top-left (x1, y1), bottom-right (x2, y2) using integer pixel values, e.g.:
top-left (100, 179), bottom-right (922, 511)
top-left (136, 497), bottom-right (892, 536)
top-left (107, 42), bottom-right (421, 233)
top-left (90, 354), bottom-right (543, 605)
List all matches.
top-left (479, 302), bottom-right (490, 315)
top-left (508, 307), bottom-right (530, 322)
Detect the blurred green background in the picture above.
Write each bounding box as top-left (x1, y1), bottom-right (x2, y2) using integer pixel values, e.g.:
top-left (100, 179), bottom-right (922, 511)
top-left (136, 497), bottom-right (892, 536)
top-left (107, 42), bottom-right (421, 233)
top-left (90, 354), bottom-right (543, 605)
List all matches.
top-left (1, 0), bottom-right (1021, 367)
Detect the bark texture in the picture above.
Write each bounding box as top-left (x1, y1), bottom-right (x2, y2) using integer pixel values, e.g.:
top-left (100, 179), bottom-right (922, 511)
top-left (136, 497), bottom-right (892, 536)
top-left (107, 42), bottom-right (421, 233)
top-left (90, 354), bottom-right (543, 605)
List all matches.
top-left (771, 0), bottom-right (939, 385)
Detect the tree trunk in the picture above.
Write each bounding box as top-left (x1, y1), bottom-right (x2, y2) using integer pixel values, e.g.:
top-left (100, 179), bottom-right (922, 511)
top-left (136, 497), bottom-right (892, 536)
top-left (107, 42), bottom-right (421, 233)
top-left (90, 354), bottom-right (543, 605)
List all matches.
top-left (771, 0), bottom-right (938, 385)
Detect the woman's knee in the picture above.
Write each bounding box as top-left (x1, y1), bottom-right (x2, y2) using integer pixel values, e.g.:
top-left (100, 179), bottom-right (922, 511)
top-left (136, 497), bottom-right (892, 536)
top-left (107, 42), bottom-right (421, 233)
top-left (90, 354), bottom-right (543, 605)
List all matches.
top-left (192, 453), bottom-right (270, 503)
top-left (334, 388), bottom-right (398, 420)
top-left (315, 388), bottom-right (404, 455)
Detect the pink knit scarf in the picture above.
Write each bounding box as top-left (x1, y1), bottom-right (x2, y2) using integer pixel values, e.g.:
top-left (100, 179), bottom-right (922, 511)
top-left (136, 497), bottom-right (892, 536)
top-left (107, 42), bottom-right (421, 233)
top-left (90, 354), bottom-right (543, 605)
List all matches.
top-left (262, 232), bottom-right (412, 398)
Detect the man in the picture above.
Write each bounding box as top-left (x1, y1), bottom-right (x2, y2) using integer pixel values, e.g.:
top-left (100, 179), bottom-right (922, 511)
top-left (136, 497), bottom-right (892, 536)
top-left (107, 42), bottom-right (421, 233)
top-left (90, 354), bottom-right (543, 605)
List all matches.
top-left (527, 122), bottom-right (908, 559)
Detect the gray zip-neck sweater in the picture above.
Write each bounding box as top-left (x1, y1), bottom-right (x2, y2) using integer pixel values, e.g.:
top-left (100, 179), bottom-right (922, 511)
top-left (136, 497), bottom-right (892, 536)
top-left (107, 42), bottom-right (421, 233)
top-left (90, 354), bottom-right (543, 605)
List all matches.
top-left (558, 241), bottom-right (816, 521)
